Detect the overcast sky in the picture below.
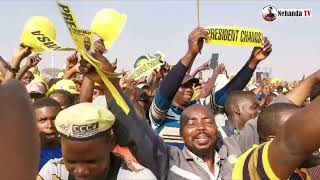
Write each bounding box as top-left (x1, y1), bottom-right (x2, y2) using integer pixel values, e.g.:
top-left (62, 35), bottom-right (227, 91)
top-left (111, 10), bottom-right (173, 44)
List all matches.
top-left (0, 0), bottom-right (318, 80)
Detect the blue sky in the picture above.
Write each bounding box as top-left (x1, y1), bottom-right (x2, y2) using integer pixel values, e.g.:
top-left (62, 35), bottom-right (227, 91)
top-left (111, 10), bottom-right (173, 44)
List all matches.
top-left (0, 0), bottom-right (319, 80)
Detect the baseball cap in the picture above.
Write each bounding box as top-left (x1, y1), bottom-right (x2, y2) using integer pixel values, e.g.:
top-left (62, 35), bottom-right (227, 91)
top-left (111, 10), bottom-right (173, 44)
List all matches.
top-left (26, 80), bottom-right (45, 94)
top-left (55, 103), bottom-right (115, 140)
top-left (55, 79), bottom-right (79, 95)
top-left (181, 75), bottom-right (200, 87)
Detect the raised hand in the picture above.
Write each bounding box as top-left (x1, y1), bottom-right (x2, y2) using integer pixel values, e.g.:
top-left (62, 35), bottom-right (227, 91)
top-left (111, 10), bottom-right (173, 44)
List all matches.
top-left (187, 27), bottom-right (208, 56)
top-left (214, 63), bottom-right (225, 74)
top-left (66, 52), bottom-right (78, 69)
top-left (153, 65), bottom-right (167, 80)
top-left (79, 57), bottom-right (103, 85)
top-left (26, 54), bottom-right (41, 68)
top-left (251, 37), bottom-right (272, 62)
top-left (14, 44), bottom-right (32, 60)
top-left (199, 61), bottom-right (210, 71)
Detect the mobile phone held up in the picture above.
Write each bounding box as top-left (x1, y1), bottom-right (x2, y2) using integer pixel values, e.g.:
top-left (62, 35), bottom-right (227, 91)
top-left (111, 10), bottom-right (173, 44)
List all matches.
top-left (210, 53), bottom-right (219, 69)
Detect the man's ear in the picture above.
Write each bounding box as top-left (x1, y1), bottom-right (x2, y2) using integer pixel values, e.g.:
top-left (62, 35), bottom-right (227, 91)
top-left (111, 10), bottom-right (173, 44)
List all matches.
top-left (232, 105), bottom-right (240, 115)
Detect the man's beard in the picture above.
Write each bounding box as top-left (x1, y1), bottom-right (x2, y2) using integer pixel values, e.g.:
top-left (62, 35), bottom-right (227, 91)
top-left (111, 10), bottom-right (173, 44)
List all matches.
top-left (193, 148), bottom-right (212, 157)
top-left (192, 138), bottom-right (217, 158)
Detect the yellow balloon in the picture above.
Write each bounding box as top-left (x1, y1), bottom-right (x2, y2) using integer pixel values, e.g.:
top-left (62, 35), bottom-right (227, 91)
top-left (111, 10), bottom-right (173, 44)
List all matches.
top-left (91, 9), bottom-right (127, 49)
top-left (21, 16), bottom-right (57, 53)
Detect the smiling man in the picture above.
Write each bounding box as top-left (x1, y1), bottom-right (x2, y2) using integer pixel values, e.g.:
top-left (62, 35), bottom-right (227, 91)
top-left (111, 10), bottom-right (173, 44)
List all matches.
top-left (180, 104), bottom-right (221, 179)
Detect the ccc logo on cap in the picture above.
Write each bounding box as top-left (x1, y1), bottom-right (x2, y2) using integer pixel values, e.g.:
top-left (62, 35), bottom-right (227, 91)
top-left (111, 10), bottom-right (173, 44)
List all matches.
top-left (72, 122), bottom-right (99, 137)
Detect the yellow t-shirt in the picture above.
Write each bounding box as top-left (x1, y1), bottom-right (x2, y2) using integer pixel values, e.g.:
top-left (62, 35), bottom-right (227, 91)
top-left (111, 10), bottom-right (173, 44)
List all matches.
top-left (233, 141), bottom-right (310, 180)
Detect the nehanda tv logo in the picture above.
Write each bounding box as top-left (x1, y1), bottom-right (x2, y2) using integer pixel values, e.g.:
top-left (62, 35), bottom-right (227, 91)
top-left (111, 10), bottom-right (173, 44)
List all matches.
top-left (262, 5), bottom-right (312, 22)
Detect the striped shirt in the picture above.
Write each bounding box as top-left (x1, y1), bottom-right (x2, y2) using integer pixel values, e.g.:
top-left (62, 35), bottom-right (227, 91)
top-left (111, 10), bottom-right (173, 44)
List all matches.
top-left (233, 141), bottom-right (311, 180)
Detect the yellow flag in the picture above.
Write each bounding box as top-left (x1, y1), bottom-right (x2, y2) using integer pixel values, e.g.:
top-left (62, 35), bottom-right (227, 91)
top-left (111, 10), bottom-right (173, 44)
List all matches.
top-left (57, 1), bottom-right (130, 114)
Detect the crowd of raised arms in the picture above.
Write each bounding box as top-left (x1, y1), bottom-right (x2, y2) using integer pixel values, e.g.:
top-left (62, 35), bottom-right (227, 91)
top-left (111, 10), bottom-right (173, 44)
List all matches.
top-left (1, 26), bottom-right (320, 180)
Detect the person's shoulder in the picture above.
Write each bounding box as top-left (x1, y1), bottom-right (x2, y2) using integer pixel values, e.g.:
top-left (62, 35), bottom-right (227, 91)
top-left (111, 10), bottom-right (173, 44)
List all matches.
top-left (39, 158), bottom-right (64, 169)
top-left (230, 118), bottom-right (259, 153)
top-left (38, 158), bottom-right (69, 180)
top-left (233, 141), bottom-right (280, 180)
top-left (233, 141), bottom-right (312, 180)
top-left (166, 145), bottom-right (186, 163)
top-left (167, 145), bottom-right (182, 157)
top-left (240, 118), bottom-right (258, 137)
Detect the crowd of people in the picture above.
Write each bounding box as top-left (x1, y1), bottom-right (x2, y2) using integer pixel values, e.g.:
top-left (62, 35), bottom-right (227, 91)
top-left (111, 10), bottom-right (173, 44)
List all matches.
top-left (1, 26), bottom-right (320, 180)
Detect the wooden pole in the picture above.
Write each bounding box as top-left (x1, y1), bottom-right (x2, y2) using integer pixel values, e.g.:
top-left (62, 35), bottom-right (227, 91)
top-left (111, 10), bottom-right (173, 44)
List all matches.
top-left (196, 0), bottom-right (200, 27)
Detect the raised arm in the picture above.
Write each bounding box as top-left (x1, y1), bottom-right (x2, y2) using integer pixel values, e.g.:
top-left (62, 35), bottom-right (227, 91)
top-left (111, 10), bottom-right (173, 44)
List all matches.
top-left (214, 37), bottom-right (272, 107)
top-left (269, 96), bottom-right (320, 179)
top-left (79, 77), bottom-right (94, 102)
top-left (160, 27), bottom-right (208, 101)
top-left (4, 45), bottom-right (32, 83)
top-left (123, 78), bottom-right (147, 120)
top-left (16, 54), bottom-right (41, 80)
top-left (64, 53), bottom-right (79, 79)
top-left (285, 69), bottom-right (320, 106)
top-left (149, 27), bottom-right (208, 122)
top-left (197, 64), bottom-right (224, 99)
top-left (63, 64), bottom-right (80, 80)
top-left (147, 66), bottom-right (167, 97)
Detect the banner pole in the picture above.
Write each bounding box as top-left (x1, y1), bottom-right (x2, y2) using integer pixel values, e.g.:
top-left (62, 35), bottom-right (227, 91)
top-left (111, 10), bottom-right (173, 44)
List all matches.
top-left (196, 0), bottom-right (200, 27)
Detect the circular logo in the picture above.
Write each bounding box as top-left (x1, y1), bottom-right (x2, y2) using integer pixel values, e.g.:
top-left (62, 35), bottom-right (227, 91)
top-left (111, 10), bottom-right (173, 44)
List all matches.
top-left (262, 5), bottom-right (278, 22)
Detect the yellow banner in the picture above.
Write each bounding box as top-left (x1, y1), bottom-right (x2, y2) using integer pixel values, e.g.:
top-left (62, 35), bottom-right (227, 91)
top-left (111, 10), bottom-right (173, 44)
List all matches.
top-left (29, 30), bottom-right (74, 51)
top-left (57, 1), bottom-right (130, 114)
top-left (127, 58), bottom-right (164, 80)
top-left (57, 2), bottom-right (94, 51)
top-left (206, 26), bottom-right (264, 47)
